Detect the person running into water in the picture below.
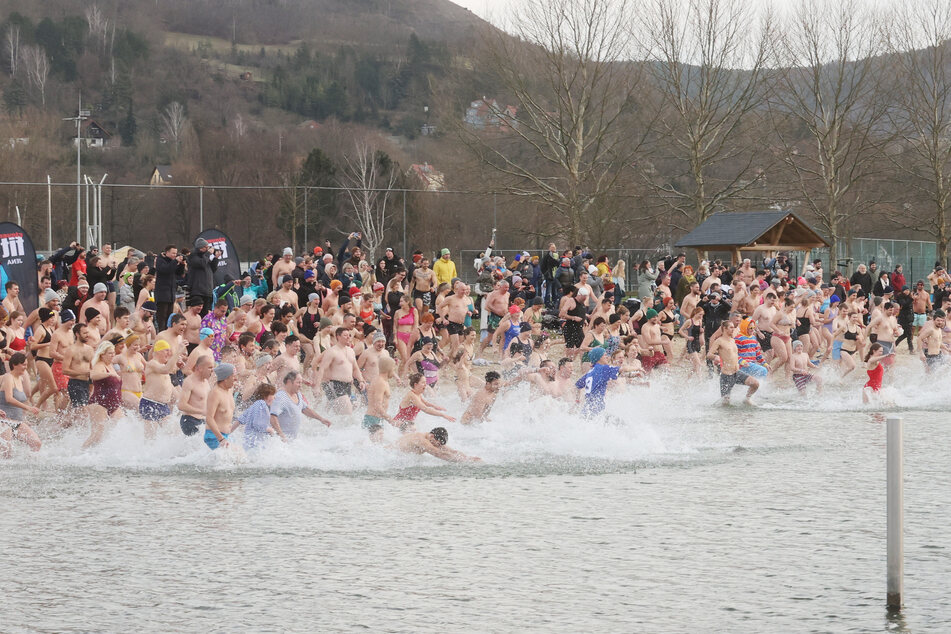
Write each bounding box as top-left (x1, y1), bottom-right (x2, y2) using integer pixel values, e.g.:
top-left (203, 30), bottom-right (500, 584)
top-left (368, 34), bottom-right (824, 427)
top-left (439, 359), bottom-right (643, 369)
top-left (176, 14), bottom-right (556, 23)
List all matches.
top-left (397, 427), bottom-right (480, 463)
top-left (789, 340), bottom-right (822, 395)
top-left (574, 347), bottom-right (620, 417)
top-left (0, 352), bottom-right (41, 457)
top-left (363, 356), bottom-right (395, 441)
top-left (863, 343), bottom-right (889, 403)
top-left (707, 320), bottom-right (759, 405)
top-left (392, 373), bottom-right (455, 432)
top-left (460, 371), bottom-right (504, 425)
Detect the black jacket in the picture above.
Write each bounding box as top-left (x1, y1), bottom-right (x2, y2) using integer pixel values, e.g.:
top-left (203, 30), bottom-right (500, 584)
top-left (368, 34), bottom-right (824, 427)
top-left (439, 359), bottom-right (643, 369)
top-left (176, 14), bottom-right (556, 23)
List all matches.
top-left (85, 263), bottom-right (116, 289)
top-left (154, 254), bottom-right (186, 303)
top-left (186, 250), bottom-right (214, 298)
top-left (541, 251), bottom-right (559, 281)
top-left (850, 271), bottom-right (873, 296)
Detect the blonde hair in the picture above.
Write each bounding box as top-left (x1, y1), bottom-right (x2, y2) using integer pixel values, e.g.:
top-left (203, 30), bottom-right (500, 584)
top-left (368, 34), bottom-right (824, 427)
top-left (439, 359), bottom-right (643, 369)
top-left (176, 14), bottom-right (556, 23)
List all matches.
top-left (91, 341), bottom-right (115, 368)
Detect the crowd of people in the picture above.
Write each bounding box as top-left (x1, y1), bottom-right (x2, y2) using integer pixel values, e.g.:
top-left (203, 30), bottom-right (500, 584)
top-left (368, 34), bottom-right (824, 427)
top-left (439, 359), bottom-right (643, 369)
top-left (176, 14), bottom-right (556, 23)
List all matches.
top-left (0, 232), bottom-right (948, 460)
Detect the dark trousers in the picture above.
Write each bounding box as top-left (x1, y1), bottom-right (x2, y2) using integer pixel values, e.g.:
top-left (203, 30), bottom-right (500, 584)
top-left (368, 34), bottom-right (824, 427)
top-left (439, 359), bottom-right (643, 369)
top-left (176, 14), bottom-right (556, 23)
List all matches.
top-left (156, 301), bottom-right (175, 331)
top-left (896, 320), bottom-right (914, 352)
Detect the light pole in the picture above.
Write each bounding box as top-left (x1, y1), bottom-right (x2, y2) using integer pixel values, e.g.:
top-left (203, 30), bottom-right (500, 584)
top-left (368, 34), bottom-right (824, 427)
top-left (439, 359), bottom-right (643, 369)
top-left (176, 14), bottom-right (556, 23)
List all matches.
top-left (62, 95), bottom-right (89, 244)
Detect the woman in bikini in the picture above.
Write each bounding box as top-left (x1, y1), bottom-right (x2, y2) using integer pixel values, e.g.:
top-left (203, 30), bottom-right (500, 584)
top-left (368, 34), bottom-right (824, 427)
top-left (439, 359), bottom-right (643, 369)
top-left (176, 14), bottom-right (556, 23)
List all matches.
top-left (255, 304), bottom-right (276, 343)
top-left (832, 310), bottom-right (865, 377)
top-left (118, 334), bottom-right (147, 409)
top-left (657, 296), bottom-right (677, 359)
top-left (5, 311), bottom-right (27, 359)
top-left (29, 308), bottom-right (59, 410)
top-left (136, 274), bottom-right (155, 311)
top-left (391, 373), bottom-right (455, 432)
top-left (393, 295), bottom-right (417, 375)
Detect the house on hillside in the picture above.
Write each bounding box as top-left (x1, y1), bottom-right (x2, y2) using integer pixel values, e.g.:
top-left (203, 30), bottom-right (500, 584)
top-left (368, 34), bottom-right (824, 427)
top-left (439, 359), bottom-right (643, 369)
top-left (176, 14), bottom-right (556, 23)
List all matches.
top-left (298, 120), bottom-right (321, 131)
top-left (75, 120), bottom-right (119, 149)
top-left (150, 165), bottom-right (173, 186)
top-left (409, 163), bottom-right (445, 192)
top-left (464, 97), bottom-right (517, 132)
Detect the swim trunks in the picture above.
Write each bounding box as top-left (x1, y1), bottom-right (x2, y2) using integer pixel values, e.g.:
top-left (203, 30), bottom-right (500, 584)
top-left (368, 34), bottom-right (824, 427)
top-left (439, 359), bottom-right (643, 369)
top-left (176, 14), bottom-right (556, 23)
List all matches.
top-left (925, 353), bottom-right (943, 368)
top-left (719, 370), bottom-right (750, 397)
top-left (914, 313), bottom-right (927, 328)
top-left (139, 397), bottom-right (171, 421)
top-left (66, 378), bottom-right (91, 407)
top-left (51, 361), bottom-right (68, 391)
top-left (203, 430), bottom-right (230, 450)
top-left (757, 331), bottom-right (772, 352)
top-left (179, 414), bottom-right (204, 436)
top-left (362, 414), bottom-right (383, 433)
top-left (793, 373), bottom-right (813, 391)
top-left (446, 321), bottom-right (465, 336)
top-left (640, 351), bottom-right (668, 372)
top-left (412, 290), bottom-right (432, 308)
top-left (879, 340), bottom-right (894, 355)
top-left (487, 313), bottom-right (502, 332)
top-left (322, 380), bottom-right (352, 400)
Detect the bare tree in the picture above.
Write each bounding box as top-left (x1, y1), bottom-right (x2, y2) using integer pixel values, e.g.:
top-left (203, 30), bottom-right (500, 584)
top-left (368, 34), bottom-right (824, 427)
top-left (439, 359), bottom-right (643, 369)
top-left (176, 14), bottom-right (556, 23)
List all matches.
top-left (446, 0), bottom-right (651, 246)
top-left (639, 0), bottom-right (773, 231)
top-left (161, 102), bottom-right (188, 155)
top-left (4, 26), bottom-right (19, 77)
top-left (20, 45), bottom-right (50, 107)
top-left (85, 5), bottom-right (109, 55)
top-left (885, 0), bottom-right (951, 265)
top-left (337, 141), bottom-right (398, 262)
top-left (768, 0), bottom-right (891, 267)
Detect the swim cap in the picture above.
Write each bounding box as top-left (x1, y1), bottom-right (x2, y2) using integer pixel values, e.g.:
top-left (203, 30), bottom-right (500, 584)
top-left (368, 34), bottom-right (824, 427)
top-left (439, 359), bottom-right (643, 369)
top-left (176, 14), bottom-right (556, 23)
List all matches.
top-left (645, 308), bottom-right (658, 319)
top-left (319, 317), bottom-right (333, 328)
top-left (330, 280), bottom-right (343, 290)
top-left (520, 321), bottom-right (532, 333)
top-left (213, 362), bottom-right (235, 382)
top-left (153, 339), bottom-right (171, 353)
top-left (508, 305), bottom-right (520, 315)
top-left (199, 327), bottom-right (214, 341)
top-left (792, 340), bottom-right (804, 348)
top-left (308, 293), bottom-right (320, 302)
top-left (587, 347), bottom-right (606, 364)
top-left (830, 294), bottom-right (841, 303)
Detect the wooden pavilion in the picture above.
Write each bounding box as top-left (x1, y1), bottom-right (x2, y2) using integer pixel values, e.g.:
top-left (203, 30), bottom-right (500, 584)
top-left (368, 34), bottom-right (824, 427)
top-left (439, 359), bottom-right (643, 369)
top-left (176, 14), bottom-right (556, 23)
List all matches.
top-left (674, 210), bottom-right (829, 265)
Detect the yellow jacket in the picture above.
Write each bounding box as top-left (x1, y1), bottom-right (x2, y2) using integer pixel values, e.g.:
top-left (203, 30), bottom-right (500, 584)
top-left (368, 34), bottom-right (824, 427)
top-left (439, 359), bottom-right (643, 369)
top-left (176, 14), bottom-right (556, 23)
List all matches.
top-left (433, 257), bottom-right (458, 286)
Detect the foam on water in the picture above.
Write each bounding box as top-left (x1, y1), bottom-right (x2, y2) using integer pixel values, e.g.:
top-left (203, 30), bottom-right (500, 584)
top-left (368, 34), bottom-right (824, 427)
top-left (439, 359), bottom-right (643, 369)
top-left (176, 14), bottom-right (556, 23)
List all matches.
top-left (3, 356), bottom-right (940, 471)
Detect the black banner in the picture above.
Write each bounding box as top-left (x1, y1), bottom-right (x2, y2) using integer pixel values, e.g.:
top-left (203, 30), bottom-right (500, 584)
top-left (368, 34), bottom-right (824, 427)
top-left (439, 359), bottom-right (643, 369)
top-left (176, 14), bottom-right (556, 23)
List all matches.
top-left (0, 222), bottom-right (38, 314)
top-left (195, 228), bottom-right (242, 286)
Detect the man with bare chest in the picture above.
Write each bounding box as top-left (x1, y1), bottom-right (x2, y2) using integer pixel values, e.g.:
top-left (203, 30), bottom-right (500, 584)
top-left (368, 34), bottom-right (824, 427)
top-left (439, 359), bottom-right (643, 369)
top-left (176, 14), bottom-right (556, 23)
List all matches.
top-left (410, 258), bottom-right (436, 311)
top-left (444, 281), bottom-right (472, 357)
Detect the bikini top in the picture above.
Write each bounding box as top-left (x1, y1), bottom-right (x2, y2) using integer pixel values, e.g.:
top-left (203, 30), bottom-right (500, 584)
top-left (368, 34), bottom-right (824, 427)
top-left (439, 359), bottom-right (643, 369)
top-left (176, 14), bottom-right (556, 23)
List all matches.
top-left (398, 308), bottom-right (416, 326)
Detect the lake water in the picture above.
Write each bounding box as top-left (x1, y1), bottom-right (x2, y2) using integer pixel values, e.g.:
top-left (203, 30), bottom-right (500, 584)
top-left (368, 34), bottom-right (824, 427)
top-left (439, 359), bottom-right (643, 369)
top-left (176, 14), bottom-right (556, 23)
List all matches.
top-left (2, 366), bottom-right (949, 632)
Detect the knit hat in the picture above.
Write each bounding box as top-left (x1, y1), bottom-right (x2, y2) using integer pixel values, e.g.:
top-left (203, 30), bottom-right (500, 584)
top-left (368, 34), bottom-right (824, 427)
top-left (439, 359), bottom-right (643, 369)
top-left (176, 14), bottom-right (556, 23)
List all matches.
top-left (319, 317), bottom-right (333, 328)
top-left (440, 248), bottom-right (450, 256)
top-left (240, 295), bottom-right (254, 306)
top-left (372, 282), bottom-right (384, 292)
top-left (84, 307), bottom-right (100, 321)
top-left (645, 308), bottom-right (658, 319)
top-left (348, 286), bottom-right (361, 297)
top-left (195, 238), bottom-right (209, 250)
top-left (38, 307), bottom-right (54, 322)
top-left (141, 300), bottom-right (157, 312)
top-left (42, 288), bottom-right (59, 304)
top-left (60, 309), bottom-right (76, 323)
top-left (283, 247), bottom-right (293, 256)
top-left (93, 283), bottom-right (107, 294)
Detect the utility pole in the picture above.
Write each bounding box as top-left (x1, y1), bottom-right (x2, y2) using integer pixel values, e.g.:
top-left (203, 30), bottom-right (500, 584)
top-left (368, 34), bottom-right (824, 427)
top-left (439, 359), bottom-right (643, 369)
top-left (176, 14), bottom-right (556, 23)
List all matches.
top-left (63, 95), bottom-right (90, 244)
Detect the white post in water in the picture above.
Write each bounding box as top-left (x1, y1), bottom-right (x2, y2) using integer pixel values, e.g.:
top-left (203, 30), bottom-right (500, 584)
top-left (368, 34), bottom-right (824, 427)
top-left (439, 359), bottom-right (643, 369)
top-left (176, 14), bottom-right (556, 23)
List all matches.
top-left (887, 416), bottom-right (903, 611)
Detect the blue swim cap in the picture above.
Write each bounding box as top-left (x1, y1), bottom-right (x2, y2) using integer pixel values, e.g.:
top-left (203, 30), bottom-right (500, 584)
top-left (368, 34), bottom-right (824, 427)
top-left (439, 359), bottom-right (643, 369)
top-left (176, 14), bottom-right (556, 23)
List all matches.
top-left (830, 294), bottom-right (841, 303)
top-left (587, 347), bottom-right (606, 364)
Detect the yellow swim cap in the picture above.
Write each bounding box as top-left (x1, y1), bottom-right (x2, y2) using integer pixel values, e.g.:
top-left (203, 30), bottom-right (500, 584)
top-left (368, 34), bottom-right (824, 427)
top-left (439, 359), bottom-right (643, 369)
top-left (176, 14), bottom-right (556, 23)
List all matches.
top-left (153, 339), bottom-right (171, 353)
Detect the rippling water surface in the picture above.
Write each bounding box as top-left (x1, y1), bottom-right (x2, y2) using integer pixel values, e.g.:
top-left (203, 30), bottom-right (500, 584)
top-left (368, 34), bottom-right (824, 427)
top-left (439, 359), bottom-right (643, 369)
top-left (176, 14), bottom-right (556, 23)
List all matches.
top-left (2, 365), bottom-right (949, 632)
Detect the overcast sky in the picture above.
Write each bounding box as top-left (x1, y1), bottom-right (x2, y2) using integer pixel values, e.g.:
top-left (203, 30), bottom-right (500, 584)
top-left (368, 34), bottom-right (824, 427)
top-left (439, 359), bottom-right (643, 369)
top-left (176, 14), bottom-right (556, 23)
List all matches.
top-left (452, 0), bottom-right (509, 22)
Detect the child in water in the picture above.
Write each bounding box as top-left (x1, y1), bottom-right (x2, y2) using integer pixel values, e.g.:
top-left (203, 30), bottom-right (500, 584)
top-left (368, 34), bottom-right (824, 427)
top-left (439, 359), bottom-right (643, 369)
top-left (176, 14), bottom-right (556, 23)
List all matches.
top-left (235, 383), bottom-right (285, 449)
